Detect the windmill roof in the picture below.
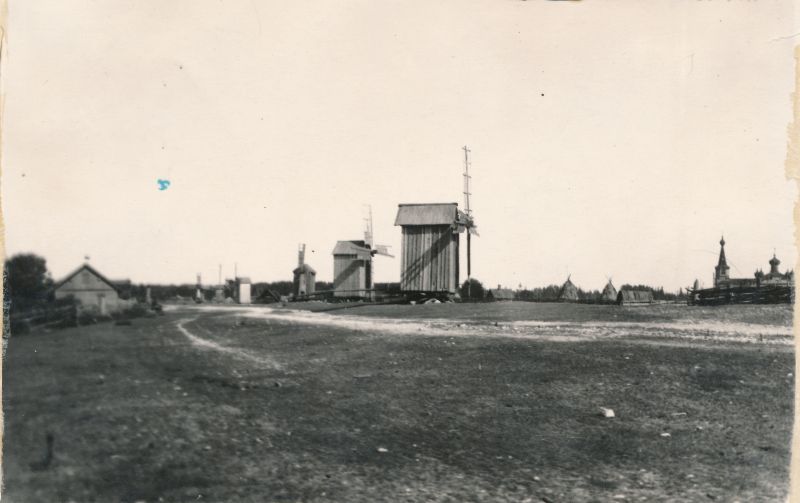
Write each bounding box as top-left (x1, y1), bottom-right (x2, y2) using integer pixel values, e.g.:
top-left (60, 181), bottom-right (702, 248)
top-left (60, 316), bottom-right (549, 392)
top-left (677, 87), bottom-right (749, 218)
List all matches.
top-left (394, 203), bottom-right (461, 226)
top-left (293, 264), bottom-right (316, 274)
top-left (332, 240), bottom-right (372, 259)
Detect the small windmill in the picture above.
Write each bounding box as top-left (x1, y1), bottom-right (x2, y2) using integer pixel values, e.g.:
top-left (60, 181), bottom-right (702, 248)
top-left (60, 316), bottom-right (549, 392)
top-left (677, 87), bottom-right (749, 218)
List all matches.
top-left (333, 207), bottom-right (393, 300)
top-left (460, 146), bottom-right (479, 297)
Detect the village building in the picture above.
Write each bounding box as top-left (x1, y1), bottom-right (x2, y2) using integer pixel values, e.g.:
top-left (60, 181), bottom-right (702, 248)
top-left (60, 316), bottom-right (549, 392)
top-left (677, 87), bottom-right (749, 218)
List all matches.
top-left (232, 277), bottom-right (251, 304)
top-left (394, 203), bottom-right (471, 297)
top-left (486, 285), bottom-right (515, 301)
top-left (54, 263), bottom-right (134, 315)
top-left (617, 290), bottom-right (654, 305)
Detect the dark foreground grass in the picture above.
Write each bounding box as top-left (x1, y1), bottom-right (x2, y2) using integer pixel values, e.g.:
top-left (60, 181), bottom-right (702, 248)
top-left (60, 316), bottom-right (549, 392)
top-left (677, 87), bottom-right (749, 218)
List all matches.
top-left (2, 308), bottom-right (793, 502)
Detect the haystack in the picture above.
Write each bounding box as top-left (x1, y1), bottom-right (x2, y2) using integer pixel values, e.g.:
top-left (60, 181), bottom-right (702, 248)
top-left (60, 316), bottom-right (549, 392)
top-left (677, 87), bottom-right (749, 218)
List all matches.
top-left (600, 280), bottom-right (617, 303)
top-left (558, 276), bottom-right (579, 302)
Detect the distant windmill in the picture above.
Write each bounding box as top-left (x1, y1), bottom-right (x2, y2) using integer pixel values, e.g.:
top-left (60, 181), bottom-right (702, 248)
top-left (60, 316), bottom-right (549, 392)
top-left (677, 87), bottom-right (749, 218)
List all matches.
top-left (333, 205), bottom-right (393, 300)
top-left (461, 146), bottom-right (479, 297)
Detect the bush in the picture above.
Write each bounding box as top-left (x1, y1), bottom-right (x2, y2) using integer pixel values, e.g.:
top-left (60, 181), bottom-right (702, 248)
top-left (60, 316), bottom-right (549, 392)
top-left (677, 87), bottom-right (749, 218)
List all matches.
top-left (459, 278), bottom-right (485, 301)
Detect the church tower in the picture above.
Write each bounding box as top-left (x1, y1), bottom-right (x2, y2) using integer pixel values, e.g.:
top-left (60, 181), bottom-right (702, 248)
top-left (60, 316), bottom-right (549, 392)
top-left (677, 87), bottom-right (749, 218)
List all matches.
top-left (768, 253), bottom-right (781, 276)
top-left (714, 236), bottom-right (730, 286)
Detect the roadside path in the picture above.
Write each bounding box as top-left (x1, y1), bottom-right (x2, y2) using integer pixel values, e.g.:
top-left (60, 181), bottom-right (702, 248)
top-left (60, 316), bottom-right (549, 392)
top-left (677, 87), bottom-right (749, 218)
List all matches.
top-left (168, 305), bottom-right (793, 350)
top-left (175, 317), bottom-right (285, 370)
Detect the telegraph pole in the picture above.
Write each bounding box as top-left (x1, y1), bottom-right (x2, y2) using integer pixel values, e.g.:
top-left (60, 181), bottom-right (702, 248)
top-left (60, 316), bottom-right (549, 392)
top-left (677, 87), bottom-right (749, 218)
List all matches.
top-left (463, 145), bottom-right (472, 299)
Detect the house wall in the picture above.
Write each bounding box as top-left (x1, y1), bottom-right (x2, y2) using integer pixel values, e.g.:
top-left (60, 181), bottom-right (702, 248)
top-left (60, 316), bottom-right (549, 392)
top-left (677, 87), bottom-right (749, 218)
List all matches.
top-left (399, 225), bottom-right (459, 293)
top-left (333, 254), bottom-right (366, 297)
top-left (55, 269), bottom-right (128, 314)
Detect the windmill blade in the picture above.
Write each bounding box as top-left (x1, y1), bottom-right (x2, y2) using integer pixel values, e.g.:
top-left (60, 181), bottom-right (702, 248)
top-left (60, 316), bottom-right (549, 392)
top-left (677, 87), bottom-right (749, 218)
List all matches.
top-left (363, 204), bottom-right (374, 247)
top-left (372, 244), bottom-right (394, 258)
top-left (468, 226), bottom-right (480, 237)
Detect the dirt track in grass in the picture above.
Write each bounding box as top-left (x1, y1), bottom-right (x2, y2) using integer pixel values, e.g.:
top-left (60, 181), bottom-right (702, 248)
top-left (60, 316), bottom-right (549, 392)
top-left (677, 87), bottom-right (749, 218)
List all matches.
top-left (2, 302), bottom-right (794, 502)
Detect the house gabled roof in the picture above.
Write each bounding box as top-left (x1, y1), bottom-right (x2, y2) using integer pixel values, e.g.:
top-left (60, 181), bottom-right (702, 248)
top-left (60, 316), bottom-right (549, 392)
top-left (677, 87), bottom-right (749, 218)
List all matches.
top-left (54, 263), bottom-right (123, 293)
top-left (394, 203), bottom-right (461, 226)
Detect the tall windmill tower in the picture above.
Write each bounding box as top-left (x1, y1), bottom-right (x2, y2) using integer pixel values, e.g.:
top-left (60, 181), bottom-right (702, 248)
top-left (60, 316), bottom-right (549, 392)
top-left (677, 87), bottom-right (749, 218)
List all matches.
top-left (462, 146), bottom-right (479, 297)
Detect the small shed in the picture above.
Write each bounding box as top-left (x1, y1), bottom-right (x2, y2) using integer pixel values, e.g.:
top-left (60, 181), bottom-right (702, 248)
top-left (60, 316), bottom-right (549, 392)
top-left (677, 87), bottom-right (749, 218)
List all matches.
top-left (558, 276), bottom-right (579, 302)
top-left (293, 244), bottom-right (316, 299)
top-left (54, 263), bottom-right (133, 315)
top-left (394, 203), bottom-right (469, 295)
top-left (600, 280), bottom-right (617, 303)
top-left (487, 286), bottom-right (515, 301)
top-left (617, 290), bottom-right (654, 305)
top-left (234, 277), bottom-right (251, 304)
top-left (332, 240), bottom-right (374, 299)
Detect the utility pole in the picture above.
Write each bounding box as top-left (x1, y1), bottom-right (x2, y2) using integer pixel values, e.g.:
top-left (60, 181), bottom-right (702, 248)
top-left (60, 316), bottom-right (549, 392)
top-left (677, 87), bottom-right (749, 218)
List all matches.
top-left (463, 145), bottom-right (472, 299)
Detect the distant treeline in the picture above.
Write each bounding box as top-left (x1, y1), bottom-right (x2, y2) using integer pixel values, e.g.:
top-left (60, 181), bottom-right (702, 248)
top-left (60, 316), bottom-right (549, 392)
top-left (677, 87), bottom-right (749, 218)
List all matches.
top-left (132, 281), bottom-right (682, 303)
top-left (515, 284), bottom-right (681, 302)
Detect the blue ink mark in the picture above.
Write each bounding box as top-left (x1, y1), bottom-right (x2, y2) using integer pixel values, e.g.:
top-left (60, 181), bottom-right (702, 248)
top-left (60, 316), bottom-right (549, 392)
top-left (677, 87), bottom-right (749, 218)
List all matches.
top-left (157, 179), bottom-right (171, 191)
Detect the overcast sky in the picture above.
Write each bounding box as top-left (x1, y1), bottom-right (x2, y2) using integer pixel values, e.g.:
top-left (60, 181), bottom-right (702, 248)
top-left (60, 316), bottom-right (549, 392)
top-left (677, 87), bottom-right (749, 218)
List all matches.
top-left (3, 0), bottom-right (798, 291)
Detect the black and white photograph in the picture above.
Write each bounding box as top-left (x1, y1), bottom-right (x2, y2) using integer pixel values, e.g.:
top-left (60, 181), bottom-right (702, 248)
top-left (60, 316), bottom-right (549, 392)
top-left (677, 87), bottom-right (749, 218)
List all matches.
top-left (2, 1), bottom-right (798, 501)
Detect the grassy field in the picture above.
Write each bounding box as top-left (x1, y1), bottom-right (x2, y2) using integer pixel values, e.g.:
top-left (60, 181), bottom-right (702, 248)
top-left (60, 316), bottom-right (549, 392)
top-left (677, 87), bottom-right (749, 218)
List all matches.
top-left (2, 302), bottom-right (794, 502)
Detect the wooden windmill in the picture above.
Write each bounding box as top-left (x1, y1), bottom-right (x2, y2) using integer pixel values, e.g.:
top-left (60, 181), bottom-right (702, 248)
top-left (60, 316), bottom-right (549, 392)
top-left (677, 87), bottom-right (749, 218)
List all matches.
top-left (333, 206), bottom-right (393, 300)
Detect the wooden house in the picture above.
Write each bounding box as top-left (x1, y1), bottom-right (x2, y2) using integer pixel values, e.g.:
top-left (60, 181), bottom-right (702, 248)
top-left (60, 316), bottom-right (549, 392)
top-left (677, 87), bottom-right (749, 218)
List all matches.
top-left (394, 203), bottom-right (470, 296)
top-left (54, 263), bottom-right (134, 315)
top-left (617, 290), bottom-right (654, 305)
top-left (487, 286), bottom-right (515, 301)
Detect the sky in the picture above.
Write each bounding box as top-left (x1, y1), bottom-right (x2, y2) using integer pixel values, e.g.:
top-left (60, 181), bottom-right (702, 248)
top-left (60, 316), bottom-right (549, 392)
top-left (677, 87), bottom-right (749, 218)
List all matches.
top-left (3, 0), bottom-right (798, 291)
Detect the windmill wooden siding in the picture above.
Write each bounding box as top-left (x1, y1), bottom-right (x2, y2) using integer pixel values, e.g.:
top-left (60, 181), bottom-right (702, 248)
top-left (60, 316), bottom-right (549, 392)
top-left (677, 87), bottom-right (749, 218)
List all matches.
top-left (395, 203), bottom-right (462, 294)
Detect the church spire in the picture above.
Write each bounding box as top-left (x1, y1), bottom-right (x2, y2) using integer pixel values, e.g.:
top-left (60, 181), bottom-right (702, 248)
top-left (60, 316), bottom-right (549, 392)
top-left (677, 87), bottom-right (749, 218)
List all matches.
top-left (714, 236), bottom-right (730, 286)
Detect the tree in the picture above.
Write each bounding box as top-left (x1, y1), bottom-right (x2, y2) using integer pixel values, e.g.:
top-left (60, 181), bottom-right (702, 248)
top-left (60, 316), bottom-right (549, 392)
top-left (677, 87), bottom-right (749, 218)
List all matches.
top-left (5, 253), bottom-right (53, 312)
top-left (459, 278), bottom-right (485, 301)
